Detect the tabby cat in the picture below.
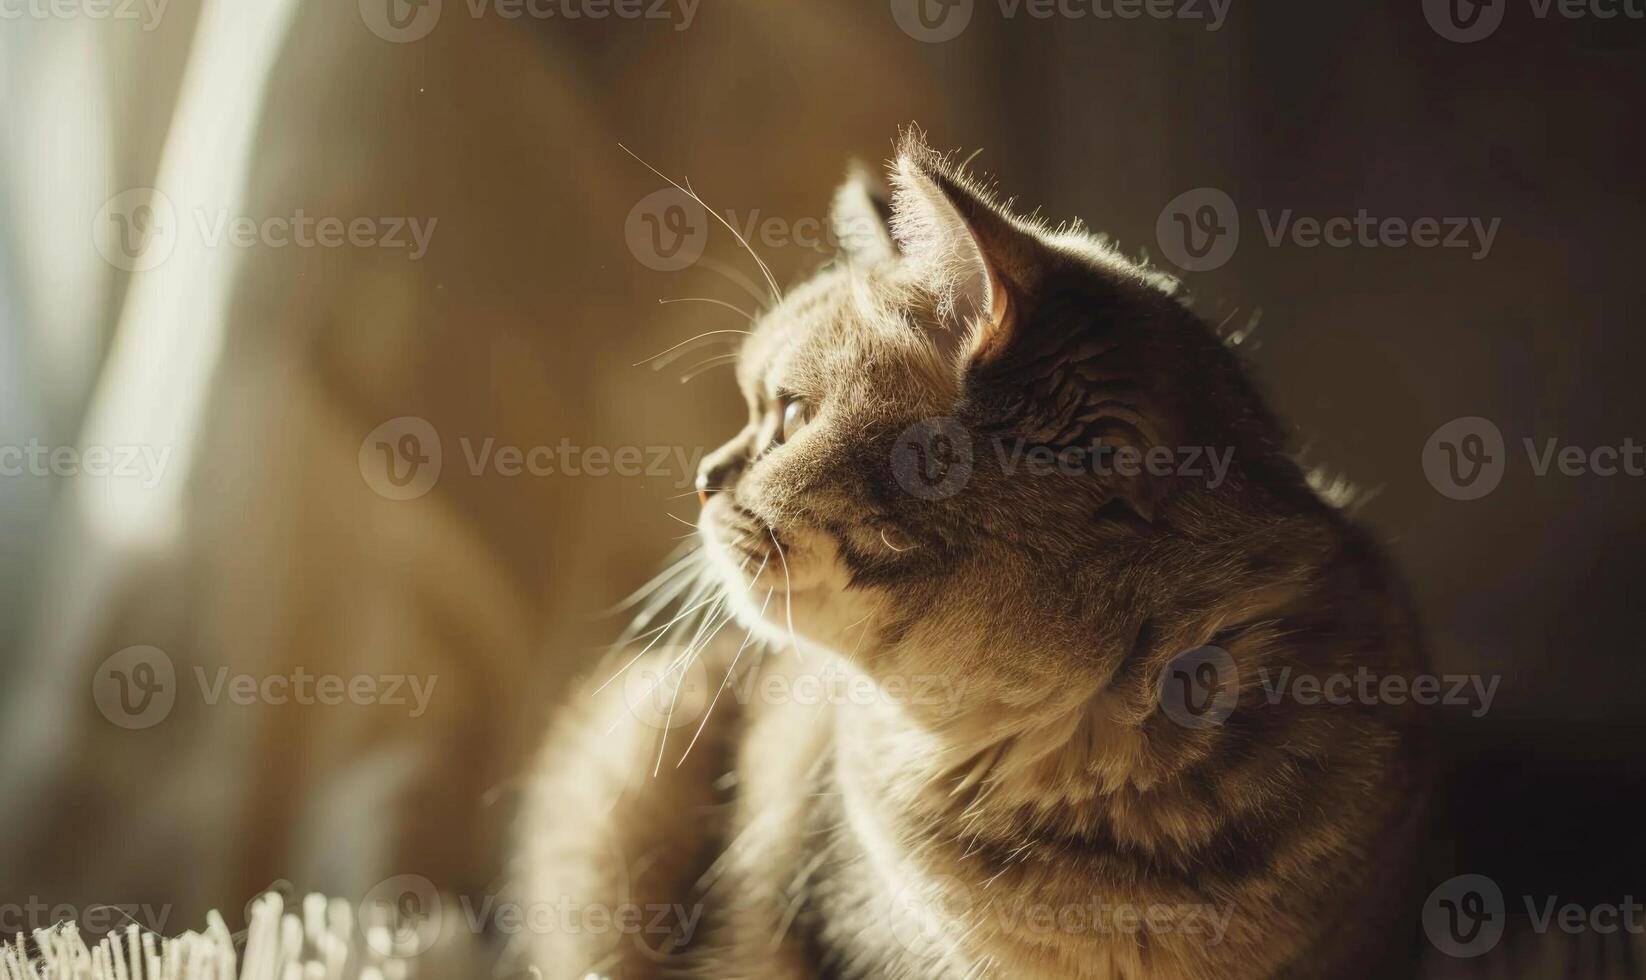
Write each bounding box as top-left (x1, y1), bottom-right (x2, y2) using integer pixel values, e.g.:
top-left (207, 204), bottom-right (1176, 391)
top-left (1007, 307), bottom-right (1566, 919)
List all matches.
top-left (515, 131), bottom-right (1431, 979)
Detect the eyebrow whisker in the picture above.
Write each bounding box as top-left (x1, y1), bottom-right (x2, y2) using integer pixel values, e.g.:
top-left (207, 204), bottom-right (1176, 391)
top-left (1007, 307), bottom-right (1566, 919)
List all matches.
top-left (619, 142), bottom-right (785, 304)
top-left (634, 328), bottom-right (752, 368)
top-left (680, 353), bottom-right (741, 384)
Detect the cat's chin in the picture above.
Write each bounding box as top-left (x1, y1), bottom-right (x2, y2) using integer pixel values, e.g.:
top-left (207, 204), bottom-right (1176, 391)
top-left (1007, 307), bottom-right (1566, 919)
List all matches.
top-left (699, 520), bottom-right (876, 659)
top-left (722, 585), bottom-right (876, 663)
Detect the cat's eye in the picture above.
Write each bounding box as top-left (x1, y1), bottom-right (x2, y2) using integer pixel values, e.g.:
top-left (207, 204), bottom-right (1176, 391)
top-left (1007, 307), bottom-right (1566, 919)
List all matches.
top-left (780, 398), bottom-right (812, 443)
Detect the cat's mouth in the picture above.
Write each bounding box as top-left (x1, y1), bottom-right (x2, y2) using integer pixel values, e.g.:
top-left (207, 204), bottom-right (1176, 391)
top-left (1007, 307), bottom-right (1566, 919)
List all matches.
top-left (697, 497), bottom-right (841, 603)
top-left (713, 501), bottom-right (782, 566)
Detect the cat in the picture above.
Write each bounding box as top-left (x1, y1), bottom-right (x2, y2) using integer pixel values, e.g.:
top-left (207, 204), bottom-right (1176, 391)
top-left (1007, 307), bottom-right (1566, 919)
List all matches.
top-left (514, 130), bottom-right (1433, 979)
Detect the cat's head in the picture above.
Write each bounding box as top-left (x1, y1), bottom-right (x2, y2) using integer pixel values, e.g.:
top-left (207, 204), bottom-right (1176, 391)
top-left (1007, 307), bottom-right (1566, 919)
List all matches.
top-left (695, 132), bottom-right (1318, 698)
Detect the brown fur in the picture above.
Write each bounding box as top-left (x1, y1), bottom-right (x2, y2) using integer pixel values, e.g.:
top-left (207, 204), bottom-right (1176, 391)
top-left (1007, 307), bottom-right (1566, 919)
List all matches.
top-left (515, 132), bottom-right (1431, 979)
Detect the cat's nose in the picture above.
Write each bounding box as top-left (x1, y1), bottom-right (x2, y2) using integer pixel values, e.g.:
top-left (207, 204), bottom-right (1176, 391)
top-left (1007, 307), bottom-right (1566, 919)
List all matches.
top-left (696, 455), bottom-right (742, 505)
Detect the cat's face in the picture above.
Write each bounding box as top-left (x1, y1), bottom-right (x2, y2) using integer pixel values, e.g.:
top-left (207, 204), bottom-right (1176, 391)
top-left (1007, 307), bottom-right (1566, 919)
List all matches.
top-left (695, 135), bottom-right (1300, 690)
top-left (695, 257), bottom-right (948, 658)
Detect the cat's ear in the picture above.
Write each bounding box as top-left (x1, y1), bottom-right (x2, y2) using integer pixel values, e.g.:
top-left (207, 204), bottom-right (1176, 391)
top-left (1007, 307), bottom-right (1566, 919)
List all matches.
top-left (888, 132), bottom-right (1048, 368)
top-left (830, 162), bottom-right (899, 266)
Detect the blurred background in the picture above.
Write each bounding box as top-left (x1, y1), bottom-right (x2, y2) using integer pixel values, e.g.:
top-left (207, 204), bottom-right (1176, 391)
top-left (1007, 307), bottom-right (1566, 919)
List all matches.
top-left (1, 0), bottom-right (1642, 956)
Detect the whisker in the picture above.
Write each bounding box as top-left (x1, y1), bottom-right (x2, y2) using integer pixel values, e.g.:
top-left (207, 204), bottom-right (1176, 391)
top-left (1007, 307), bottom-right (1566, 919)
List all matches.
top-left (641, 550), bottom-right (748, 684)
top-left (665, 512), bottom-right (699, 530)
top-left (607, 544), bottom-right (699, 615)
top-left (880, 529), bottom-right (913, 553)
top-left (622, 575), bottom-right (701, 639)
top-left (615, 560), bottom-right (708, 645)
top-left (676, 572), bottom-right (771, 769)
top-left (680, 353), bottom-right (740, 384)
top-left (655, 594), bottom-right (734, 678)
top-left (768, 525), bottom-right (802, 661)
top-left (698, 257), bottom-right (773, 306)
top-left (658, 296), bottom-right (758, 323)
top-left (596, 591), bottom-right (720, 694)
top-left (608, 598), bottom-right (730, 738)
top-left (670, 486), bottom-right (728, 500)
top-left (653, 602), bottom-right (740, 775)
top-left (847, 616), bottom-right (874, 656)
top-left (633, 328), bottom-right (753, 368)
top-left (619, 143), bottom-right (785, 304)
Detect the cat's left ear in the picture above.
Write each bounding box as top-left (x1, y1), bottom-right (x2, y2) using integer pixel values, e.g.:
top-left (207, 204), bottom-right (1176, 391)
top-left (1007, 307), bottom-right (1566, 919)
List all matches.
top-left (830, 162), bottom-right (899, 266)
top-left (888, 133), bottom-right (1050, 369)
